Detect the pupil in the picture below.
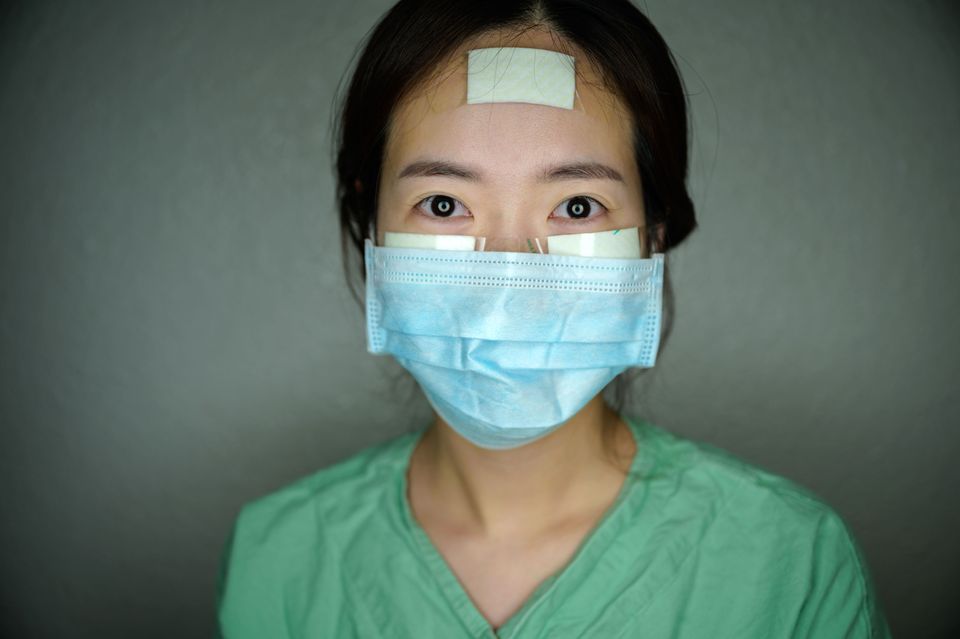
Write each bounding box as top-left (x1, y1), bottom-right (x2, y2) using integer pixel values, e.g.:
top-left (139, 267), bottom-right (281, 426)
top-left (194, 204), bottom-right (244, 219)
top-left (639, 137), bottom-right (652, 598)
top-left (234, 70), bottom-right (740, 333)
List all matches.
top-left (432, 197), bottom-right (454, 217)
top-left (567, 197), bottom-right (589, 219)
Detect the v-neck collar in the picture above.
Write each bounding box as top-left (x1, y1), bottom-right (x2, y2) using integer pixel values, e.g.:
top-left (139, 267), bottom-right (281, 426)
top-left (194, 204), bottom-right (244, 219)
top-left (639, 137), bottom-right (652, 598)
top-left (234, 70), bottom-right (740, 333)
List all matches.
top-left (395, 417), bottom-right (649, 638)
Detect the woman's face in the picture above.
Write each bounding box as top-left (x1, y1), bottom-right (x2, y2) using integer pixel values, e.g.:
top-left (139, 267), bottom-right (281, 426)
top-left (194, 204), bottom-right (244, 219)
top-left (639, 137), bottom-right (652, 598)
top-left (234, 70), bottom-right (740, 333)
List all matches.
top-left (376, 31), bottom-right (647, 251)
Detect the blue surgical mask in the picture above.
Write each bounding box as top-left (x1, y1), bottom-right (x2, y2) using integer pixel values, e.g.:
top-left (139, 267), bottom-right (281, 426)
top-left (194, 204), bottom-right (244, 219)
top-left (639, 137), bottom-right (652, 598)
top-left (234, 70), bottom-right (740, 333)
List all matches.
top-left (364, 238), bottom-right (664, 449)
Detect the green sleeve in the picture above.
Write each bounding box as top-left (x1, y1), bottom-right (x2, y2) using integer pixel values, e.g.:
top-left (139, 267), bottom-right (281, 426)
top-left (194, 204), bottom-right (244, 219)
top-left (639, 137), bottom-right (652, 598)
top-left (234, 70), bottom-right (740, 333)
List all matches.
top-left (793, 511), bottom-right (892, 638)
top-left (214, 512), bottom-right (239, 639)
top-left (215, 504), bottom-right (293, 639)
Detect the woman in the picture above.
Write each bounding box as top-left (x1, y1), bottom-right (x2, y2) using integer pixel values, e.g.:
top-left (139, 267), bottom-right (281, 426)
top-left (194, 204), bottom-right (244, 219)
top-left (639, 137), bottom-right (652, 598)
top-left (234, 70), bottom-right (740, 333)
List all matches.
top-left (217, 1), bottom-right (891, 637)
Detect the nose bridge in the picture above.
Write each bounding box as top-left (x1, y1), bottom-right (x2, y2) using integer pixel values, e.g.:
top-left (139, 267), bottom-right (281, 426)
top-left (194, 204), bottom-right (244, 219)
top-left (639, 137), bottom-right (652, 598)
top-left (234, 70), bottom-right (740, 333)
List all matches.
top-left (480, 212), bottom-right (540, 238)
top-left (475, 212), bottom-right (544, 254)
top-left (474, 176), bottom-right (546, 244)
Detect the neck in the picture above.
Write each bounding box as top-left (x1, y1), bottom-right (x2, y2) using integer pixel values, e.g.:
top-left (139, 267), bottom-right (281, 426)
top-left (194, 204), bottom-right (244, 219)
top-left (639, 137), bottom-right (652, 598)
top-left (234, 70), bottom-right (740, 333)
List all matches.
top-left (412, 395), bottom-right (635, 540)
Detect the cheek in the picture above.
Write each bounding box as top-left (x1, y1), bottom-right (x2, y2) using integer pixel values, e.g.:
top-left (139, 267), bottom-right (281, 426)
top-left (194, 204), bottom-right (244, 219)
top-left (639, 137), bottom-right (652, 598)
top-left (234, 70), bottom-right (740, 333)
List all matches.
top-left (373, 188), bottom-right (427, 239)
top-left (624, 173), bottom-right (646, 225)
top-left (373, 181), bottom-right (405, 230)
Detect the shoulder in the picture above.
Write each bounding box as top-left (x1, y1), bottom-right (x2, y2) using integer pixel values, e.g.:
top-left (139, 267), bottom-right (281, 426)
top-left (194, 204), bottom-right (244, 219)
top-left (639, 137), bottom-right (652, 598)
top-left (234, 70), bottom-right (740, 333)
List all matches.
top-left (628, 417), bottom-right (891, 637)
top-left (632, 416), bottom-right (847, 531)
top-left (216, 427), bottom-right (424, 635)
top-left (228, 427), bottom-right (422, 552)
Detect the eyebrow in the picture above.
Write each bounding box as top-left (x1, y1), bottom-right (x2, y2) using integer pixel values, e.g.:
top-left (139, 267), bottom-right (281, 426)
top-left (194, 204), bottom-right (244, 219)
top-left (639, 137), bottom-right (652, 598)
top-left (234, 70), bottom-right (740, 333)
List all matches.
top-left (397, 159), bottom-right (624, 183)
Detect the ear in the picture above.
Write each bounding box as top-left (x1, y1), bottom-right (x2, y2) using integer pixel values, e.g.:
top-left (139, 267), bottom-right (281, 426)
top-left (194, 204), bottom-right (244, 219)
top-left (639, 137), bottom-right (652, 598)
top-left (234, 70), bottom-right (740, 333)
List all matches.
top-left (654, 223), bottom-right (666, 252)
top-left (354, 178), bottom-right (363, 193)
top-left (644, 222), bottom-right (667, 256)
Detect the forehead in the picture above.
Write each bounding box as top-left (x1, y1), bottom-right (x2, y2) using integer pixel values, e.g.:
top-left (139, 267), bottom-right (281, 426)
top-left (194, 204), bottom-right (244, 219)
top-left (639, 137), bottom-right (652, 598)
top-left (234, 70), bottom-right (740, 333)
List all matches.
top-left (383, 33), bottom-right (635, 176)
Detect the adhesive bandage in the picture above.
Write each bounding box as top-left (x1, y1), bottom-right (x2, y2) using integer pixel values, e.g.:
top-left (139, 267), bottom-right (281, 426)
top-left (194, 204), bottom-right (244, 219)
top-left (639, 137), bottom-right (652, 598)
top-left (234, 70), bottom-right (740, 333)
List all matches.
top-left (466, 47), bottom-right (576, 110)
top-left (383, 227), bottom-right (641, 259)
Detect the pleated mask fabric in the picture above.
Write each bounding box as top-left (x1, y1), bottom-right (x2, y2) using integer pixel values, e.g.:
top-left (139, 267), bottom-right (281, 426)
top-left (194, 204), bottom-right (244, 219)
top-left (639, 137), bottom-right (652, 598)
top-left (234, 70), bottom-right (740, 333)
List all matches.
top-left (364, 238), bottom-right (664, 449)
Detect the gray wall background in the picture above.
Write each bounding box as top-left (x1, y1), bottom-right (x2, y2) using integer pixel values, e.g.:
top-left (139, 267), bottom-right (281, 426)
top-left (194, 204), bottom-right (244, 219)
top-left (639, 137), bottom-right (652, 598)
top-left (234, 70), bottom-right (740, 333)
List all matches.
top-left (1, 0), bottom-right (957, 637)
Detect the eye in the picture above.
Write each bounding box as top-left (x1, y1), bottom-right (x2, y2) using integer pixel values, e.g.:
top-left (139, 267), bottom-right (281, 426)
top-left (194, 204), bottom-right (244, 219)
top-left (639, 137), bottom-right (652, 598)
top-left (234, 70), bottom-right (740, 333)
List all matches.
top-left (550, 195), bottom-right (608, 221)
top-left (414, 194), bottom-right (471, 219)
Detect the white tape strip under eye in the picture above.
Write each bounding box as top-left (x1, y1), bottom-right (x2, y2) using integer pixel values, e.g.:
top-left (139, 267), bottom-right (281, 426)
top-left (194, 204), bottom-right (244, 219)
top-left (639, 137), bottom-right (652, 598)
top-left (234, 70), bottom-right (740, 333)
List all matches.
top-left (547, 227), bottom-right (641, 258)
top-left (383, 228), bottom-right (641, 258)
top-left (383, 232), bottom-right (478, 251)
top-left (467, 47), bottom-right (575, 110)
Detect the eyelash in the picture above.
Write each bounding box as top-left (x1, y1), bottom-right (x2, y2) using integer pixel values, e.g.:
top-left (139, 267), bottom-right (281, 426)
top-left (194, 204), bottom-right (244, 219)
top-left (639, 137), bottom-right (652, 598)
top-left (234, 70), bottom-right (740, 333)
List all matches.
top-left (413, 194), bottom-right (609, 222)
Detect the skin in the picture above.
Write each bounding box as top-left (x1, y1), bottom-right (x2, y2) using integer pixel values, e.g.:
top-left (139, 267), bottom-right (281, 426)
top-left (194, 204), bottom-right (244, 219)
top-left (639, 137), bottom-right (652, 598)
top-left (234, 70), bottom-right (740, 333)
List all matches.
top-left (375, 28), bottom-right (646, 630)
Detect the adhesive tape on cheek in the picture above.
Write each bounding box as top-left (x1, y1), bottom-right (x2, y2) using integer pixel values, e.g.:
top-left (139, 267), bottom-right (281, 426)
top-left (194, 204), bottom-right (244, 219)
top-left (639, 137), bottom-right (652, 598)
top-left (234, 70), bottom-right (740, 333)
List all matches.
top-left (546, 227), bottom-right (642, 258)
top-left (383, 232), bottom-right (478, 251)
top-left (467, 47), bottom-right (575, 110)
top-left (383, 228), bottom-right (642, 258)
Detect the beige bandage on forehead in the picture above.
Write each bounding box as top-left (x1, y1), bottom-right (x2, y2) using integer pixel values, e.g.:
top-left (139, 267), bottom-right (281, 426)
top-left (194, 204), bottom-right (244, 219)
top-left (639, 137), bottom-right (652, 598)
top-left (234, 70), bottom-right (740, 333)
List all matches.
top-left (466, 47), bottom-right (576, 110)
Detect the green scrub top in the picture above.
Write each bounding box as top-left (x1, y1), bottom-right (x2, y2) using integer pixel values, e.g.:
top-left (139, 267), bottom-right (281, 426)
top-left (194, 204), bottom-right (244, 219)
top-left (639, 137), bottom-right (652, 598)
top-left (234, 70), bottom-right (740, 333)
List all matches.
top-left (216, 415), bottom-right (891, 638)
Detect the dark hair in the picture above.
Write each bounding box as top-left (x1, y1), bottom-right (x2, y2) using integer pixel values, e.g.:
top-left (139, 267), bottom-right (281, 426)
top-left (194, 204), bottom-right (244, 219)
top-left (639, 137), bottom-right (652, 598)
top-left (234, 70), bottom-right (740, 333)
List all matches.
top-left (332, 0), bottom-right (697, 455)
